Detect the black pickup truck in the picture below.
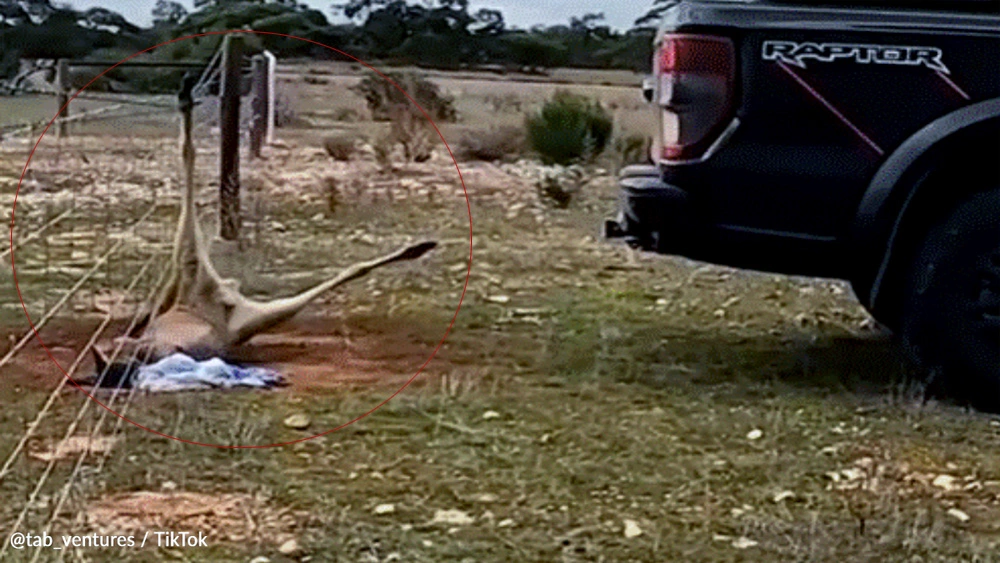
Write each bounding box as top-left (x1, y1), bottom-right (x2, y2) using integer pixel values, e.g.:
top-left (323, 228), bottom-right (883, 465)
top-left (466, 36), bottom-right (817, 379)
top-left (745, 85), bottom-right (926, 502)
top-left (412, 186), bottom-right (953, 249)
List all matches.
top-left (605, 0), bottom-right (1000, 408)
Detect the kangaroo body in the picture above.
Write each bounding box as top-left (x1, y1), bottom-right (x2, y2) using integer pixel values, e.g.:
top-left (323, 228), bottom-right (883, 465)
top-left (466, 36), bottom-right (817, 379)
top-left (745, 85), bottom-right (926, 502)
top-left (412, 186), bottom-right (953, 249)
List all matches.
top-left (87, 83), bottom-right (436, 384)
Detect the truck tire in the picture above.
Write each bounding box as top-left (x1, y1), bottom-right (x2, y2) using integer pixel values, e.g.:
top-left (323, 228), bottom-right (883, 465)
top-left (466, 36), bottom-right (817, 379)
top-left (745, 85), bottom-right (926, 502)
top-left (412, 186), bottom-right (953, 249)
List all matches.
top-left (900, 188), bottom-right (1000, 411)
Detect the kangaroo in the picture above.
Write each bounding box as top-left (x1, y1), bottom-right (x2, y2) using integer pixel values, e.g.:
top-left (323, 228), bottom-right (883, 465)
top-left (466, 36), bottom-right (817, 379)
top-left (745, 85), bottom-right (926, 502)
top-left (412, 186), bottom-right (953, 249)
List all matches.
top-left (85, 75), bottom-right (436, 387)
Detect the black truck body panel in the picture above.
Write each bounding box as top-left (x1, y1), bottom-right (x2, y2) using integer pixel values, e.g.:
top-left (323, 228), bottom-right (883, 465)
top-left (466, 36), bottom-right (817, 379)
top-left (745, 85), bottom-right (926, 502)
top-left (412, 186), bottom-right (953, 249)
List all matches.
top-left (610, 0), bottom-right (1000, 297)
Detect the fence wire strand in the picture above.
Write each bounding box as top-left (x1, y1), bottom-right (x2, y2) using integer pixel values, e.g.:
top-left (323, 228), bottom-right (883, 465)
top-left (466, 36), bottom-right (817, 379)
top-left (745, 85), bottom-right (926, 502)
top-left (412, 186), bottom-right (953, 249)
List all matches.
top-left (0, 204), bottom-right (159, 481)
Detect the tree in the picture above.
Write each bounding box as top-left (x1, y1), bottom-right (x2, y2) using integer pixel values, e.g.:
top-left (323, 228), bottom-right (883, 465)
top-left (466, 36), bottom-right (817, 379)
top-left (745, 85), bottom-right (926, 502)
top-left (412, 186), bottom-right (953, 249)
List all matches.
top-left (0, 1), bottom-right (29, 27)
top-left (152, 0), bottom-right (188, 26)
top-left (636, 0), bottom-right (679, 28)
top-left (81, 7), bottom-right (141, 34)
top-left (570, 12), bottom-right (609, 39)
top-left (471, 8), bottom-right (503, 36)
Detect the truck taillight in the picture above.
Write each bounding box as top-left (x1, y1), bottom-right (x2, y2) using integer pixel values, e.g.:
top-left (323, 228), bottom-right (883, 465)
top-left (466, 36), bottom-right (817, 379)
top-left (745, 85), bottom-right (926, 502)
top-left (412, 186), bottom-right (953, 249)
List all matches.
top-left (656, 34), bottom-right (735, 162)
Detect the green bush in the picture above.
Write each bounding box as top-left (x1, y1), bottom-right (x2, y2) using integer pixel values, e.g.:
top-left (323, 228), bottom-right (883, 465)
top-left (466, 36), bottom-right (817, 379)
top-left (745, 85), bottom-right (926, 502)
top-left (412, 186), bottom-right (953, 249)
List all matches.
top-left (525, 90), bottom-right (612, 165)
top-left (456, 126), bottom-right (526, 162)
top-left (350, 71), bottom-right (457, 123)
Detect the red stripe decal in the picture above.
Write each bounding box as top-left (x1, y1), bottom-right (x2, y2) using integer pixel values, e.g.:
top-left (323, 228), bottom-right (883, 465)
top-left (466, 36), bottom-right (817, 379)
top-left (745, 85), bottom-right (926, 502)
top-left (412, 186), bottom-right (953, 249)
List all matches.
top-left (935, 70), bottom-right (971, 101)
top-left (777, 61), bottom-right (885, 157)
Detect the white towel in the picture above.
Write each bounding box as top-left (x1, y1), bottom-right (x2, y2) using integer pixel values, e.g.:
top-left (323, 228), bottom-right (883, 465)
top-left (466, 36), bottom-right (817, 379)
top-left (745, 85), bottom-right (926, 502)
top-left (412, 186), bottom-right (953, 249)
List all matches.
top-left (135, 353), bottom-right (284, 392)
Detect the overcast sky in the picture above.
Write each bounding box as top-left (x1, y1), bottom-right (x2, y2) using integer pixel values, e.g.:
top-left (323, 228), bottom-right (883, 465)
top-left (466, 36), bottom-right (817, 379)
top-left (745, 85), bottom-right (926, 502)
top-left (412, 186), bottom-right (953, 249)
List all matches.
top-left (68, 0), bottom-right (652, 31)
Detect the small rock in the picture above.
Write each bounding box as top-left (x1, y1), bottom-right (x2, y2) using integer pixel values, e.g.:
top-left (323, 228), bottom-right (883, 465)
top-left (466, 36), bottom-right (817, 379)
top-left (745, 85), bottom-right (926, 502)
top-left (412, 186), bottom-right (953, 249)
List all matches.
top-left (841, 468), bottom-right (866, 481)
top-left (374, 503), bottom-right (396, 515)
top-left (486, 295), bottom-right (510, 304)
top-left (310, 213), bottom-right (325, 222)
top-left (161, 481), bottom-right (177, 491)
top-left (497, 518), bottom-right (515, 528)
top-left (278, 539), bottom-right (299, 555)
top-left (947, 508), bottom-right (970, 522)
top-left (933, 474), bottom-right (959, 492)
top-left (623, 519), bottom-right (643, 539)
top-left (732, 537), bottom-right (759, 549)
top-left (474, 493), bottom-right (499, 503)
top-left (747, 429), bottom-right (763, 441)
top-left (249, 557), bottom-right (270, 563)
top-left (432, 509), bottom-right (474, 526)
top-left (482, 410), bottom-right (501, 420)
top-left (773, 491), bottom-right (795, 503)
top-left (854, 457), bottom-right (875, 470)
top-left (421, 540), bottom-right (434, 548)
top-left (284, 414), bottom-right (311, 430)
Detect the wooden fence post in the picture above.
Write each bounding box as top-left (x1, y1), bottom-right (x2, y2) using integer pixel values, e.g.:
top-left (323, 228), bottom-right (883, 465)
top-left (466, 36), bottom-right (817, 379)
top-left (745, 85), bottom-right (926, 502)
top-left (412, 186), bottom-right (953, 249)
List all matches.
top-left (249, 54), bottom-right (267, 159)
top-left (219, 34), bottom-right (243, 241)
top-left (56, 59), bottom-right (70, 138)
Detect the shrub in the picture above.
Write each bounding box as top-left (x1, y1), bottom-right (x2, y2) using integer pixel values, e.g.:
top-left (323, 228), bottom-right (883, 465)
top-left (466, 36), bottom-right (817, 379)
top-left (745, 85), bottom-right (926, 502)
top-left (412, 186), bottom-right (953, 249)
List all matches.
top-left (456, 126), bottom-right (526, 162)
top-left (333, 108), bottom-right (361, 122)
top-left (372, 134), bottom-right (395, 172)
top-left (535, 166), bottom-right (586, 209)
top-left (525, 90), bottom-right (612, 166)
top-left (611, 133), bottom-right (653, 167)
top-left (485, 93), bottom-right (523, 114)
top-left (370, 105), bottom-right (435, 170)
top-left (322, 135), bottom-right (356, 161)
top-left (390, 105), bottom-right (434, 163)
top-left (351, 71), bottom-right (457, 123)
top-left (274, 91), bottom-right (301, 128)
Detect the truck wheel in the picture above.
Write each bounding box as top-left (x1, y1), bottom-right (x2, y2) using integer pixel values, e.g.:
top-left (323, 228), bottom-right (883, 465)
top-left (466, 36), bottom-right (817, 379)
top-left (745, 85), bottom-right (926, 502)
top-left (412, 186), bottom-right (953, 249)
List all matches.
top-left (900, 189), bottom-right (1000, 411)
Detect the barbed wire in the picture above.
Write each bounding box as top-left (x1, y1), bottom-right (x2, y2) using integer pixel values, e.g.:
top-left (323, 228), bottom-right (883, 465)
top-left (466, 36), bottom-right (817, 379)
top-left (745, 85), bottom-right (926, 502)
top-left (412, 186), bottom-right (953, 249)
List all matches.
top-left (1, 44), bottom-right (262, 549)
top-left (0, 204), bottom-right (159, 482)
top-left (0, 251), bottom-right (159, 561)
top-left (1, 206), bottom-right (77, 260)
top-left (27, 252), bottom-right (163, 563)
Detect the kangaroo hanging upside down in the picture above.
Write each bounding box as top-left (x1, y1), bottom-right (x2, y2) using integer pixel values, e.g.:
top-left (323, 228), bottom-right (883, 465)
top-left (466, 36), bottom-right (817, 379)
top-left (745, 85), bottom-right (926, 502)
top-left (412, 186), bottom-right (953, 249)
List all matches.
top-left (86, 77), bottom-right (436, 386)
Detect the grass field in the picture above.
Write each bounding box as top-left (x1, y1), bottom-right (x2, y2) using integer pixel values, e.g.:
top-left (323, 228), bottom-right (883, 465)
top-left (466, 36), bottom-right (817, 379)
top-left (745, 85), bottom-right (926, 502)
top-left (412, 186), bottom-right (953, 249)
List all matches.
top-left (1, 66), bottom-right (999, 562)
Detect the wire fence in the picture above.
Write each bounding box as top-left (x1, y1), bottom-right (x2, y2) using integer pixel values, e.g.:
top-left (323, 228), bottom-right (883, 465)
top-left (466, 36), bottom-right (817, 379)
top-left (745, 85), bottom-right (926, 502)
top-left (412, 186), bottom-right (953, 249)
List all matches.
top-left (0, 45), bottom-right (281, 555)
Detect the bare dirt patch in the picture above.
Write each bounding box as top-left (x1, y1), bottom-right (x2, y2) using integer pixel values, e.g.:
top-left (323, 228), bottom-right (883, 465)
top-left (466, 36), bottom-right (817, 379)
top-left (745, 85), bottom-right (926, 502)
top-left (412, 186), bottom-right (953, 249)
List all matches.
top-left (85, 491), bottom-right (299, 546)
top-left (29, 435), bottom-right (120, 462)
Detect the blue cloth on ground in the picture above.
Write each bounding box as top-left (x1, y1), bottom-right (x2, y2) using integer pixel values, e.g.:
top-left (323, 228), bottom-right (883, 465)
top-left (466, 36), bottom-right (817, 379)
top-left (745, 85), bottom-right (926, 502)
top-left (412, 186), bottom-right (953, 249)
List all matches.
top-left (135, 353), bottom-right (284, 392)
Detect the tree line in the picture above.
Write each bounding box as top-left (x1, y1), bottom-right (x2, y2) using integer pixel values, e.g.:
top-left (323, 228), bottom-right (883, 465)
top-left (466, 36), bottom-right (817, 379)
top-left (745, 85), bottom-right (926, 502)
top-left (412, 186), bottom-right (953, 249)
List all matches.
top-left (0, 0), bottom-right (678, 82)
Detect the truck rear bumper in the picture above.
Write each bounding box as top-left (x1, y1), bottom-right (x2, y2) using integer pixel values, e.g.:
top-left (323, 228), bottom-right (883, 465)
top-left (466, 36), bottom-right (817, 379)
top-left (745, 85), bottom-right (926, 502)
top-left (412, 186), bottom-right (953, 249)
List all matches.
top-left (605, 165), bottom-right (693, 253)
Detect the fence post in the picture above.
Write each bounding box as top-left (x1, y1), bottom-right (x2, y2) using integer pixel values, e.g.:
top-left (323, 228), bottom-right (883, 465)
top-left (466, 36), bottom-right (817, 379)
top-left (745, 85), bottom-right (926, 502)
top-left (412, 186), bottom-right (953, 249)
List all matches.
top-left (263, 50), bottom-right (276, 145)
top-left (219, 34), bottom-right (243, 241)
top-left (56, 59), bottom-right (70, 138)
top-left (249, 54), bottom-right (266, 159)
